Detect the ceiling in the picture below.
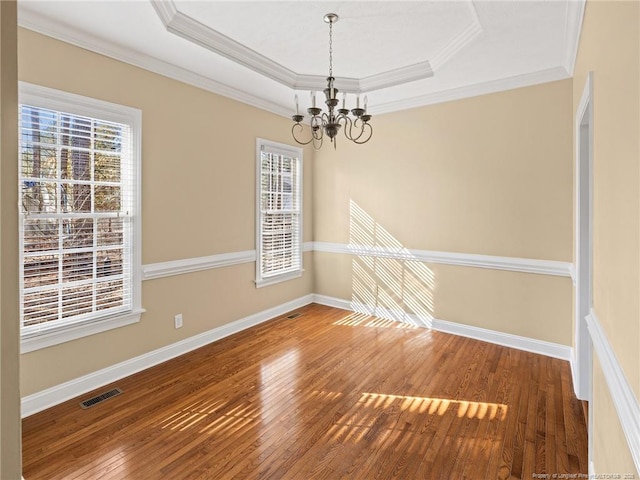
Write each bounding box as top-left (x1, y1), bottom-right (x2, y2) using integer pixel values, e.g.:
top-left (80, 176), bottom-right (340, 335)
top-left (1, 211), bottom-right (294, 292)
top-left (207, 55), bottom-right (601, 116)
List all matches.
top-left (18, 0), bottom-right (585, 117)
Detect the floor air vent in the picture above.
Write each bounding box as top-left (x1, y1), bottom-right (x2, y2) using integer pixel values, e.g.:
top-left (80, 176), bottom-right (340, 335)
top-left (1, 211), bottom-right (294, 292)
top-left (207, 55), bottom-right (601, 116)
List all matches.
top-left (80, 388), bottom-right (123, 409)
top-left (286, 312), bottom-right (302, 319)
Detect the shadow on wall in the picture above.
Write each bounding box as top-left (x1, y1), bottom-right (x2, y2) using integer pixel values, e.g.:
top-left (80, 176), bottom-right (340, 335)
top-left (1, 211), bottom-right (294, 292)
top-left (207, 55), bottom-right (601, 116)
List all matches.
top-left (349, 200), bottom-right (435, 328)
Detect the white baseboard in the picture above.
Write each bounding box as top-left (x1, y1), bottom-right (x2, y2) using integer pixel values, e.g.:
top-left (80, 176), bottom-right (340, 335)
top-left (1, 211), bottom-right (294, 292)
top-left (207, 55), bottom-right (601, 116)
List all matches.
top-left (312, 293), bottom-right (351, 311)
top-left (21, 294), bottom-right (314, 418)
top-left (586, 309), bottom-right (640, 474)
top-left (22, 292), bottom-right (574, 418)
top-left (313, 294), bottom-right (572, 361)
top-left (570, 348), bottom-right (579, 396)
top-left (432, 317), bottom-right (571, 360)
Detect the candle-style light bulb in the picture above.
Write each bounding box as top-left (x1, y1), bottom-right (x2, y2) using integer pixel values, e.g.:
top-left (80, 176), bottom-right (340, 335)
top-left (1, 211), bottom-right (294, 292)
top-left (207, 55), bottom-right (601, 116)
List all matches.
top-left (342, 93), bottom-right (346, 109)
top-left (295, 94), bottom-right (299, 115)
top-left (363, 95), bottom-right (368, 113)
top-left (311, 91), bottom-right (316, 108)
top-left (356, 95), bottom-right (360, 109)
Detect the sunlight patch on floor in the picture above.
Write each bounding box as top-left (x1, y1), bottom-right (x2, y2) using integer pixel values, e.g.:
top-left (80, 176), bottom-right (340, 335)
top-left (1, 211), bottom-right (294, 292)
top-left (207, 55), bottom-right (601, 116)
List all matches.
top-left (358, 392), bottom-right (508, 420)
top-left (333, 311), bottom-right (419, 329)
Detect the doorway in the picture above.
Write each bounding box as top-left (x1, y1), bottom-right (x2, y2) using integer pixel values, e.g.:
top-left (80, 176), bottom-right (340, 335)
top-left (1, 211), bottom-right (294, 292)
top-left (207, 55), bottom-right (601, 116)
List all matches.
top-left (574, 72), bottom-right (594, 463)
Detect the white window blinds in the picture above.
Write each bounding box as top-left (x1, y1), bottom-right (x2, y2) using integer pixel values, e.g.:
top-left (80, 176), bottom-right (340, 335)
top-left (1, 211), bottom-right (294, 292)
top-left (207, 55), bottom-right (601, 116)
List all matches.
top-left (19, 100), bottom-right (137, 337)
top-left (256, 140), bottom-right (302, 287)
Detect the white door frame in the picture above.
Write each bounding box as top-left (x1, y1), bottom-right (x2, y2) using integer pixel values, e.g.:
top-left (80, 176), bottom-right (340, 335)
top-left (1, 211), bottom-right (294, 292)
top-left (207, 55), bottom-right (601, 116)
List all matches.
top-left (574, 72), bottom-right (594, 403)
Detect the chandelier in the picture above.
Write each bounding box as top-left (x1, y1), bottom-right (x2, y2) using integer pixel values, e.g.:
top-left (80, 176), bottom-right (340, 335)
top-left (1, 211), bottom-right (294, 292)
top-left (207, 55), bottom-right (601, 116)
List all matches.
top-left (291, 13), bottom-right (373, 149)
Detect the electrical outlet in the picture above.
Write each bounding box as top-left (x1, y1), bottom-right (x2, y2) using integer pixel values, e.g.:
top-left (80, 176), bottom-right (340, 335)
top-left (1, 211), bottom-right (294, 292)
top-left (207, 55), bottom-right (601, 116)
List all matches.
top-left (174, 313), bottom-right (183, 329)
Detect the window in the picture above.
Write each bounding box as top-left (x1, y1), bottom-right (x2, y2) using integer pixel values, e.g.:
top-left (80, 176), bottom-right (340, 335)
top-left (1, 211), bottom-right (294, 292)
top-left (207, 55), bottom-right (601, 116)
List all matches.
top-left (256, 139), bottom-right (303, 287)
top-left (19, 83), bottom-right (142, 352)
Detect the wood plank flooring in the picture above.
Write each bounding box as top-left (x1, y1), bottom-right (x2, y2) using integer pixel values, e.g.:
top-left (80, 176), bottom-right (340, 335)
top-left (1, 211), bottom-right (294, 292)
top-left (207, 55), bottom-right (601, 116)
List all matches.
top-left (22, 304), bottom-right (588, 479)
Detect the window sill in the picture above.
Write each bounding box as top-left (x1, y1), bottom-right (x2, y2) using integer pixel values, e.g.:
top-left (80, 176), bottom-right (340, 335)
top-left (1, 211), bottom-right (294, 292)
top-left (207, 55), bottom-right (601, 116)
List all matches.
top-left (21, 309), bottom-right (145, 354)
top-left (255, 270), bottom-right (303, 288)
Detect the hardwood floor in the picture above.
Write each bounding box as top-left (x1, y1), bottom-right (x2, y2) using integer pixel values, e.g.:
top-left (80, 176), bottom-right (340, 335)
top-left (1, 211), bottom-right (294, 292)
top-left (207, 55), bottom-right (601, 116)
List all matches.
top-left (22, 304), bottom-right (588, 479)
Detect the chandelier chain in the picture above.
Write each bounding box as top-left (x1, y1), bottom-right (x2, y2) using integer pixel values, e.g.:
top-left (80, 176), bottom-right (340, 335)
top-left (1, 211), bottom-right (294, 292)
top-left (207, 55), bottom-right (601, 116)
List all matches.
top-left (329, 20), bottom-right (333, 77)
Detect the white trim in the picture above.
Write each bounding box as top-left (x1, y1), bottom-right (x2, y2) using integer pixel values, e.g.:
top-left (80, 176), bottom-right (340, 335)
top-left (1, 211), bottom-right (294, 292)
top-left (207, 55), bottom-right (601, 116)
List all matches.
top-left (21, 294), bottom-right (314, 417)
top-left (312, 241), bottom-right (572, 277)
top-left (359, 62), bottom-right (433, 92)
top-left (151, 0), bottom-right (435, 94)
top-left (138, 242), bottom-right (570, 284)
top-left (573, 71), bottom-right (594, 402)
top-left (313, 293), bottom-right (351, 311)
top-left (371, 66), bottom-right (570, 115)
top-left (18, 83), bottom-right (144, 353)
top-left (17, 8), bottom-right (292, 118)
top-left (21, 292), bottom-right (575, 417)
top-left (313, 294), bottom-right (572, 361)
top-left (562, 0), bottom-right (586, 75)
top-left (19, 6), bottom-right (576, 118)
top-left (255, 138), bottom-right (304, 288)
top-left (433, 317), bottom-right (571, 361)
top-left (141, 243), bottom-right (314, 281)
top-left (142, 250), bottom-right (256, 280)
top-left (293, 74), bottom-right (360, 94)
top-left (19, 82), bottom-right (141, 125)
top-left (586, 309), bottom-right (640, 473)
top-left (430, 1), bottom-right (483, 71)
top-left (21, 309), bottom-right (144, 354)
top-left (569, 264), bottom-right (576, 285)
top-left (255, 270), bottom-right (303, 288)
top-left (151, 0), bottom-right (298, 87)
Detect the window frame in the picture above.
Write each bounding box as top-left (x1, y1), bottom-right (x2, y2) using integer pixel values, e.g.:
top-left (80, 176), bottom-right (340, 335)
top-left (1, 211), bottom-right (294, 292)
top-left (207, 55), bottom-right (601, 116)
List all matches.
top-left (255, 138), bottom-right (303, 288)
top-left (19, 82), bottom-right (143, 353)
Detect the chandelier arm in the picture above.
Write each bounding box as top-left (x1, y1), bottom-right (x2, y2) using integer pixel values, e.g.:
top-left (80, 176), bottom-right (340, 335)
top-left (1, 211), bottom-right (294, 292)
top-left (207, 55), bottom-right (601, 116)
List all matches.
top-left (349, 117), bottom-right (371, 142)
top-left (351, 122), bottom-right (373, 144)
top-left (338, 115), bottom-right (354, 141)
top-left (291, 123), bottom-right (314, 145)
top-left (310, 115), bottom-right (325, 141)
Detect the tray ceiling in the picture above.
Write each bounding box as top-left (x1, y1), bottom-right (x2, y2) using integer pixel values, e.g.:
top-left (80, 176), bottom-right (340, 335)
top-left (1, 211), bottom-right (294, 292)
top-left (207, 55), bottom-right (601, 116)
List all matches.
top-left (18, 0), bottom-right (585, 117)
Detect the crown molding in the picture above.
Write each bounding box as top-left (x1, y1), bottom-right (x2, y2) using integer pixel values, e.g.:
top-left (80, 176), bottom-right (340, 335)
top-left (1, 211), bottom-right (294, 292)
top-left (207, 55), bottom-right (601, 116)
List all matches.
top-left (370, 66), bottom-right (571, 115)
top-left (150, 0), bottom-right (435, 94)
top-left (430, 1), bottom-right (483, 71)
top-left (17, 8), bottom-right (292, 118)
top-left (19, 3), bottom-right (578, 119)
top-left (361, 61), bottom-right (434, 92)
top-left (293, 74), bottom-right (360, 94)
top-left (562, 0), bottom-right (586, 75)
top-left (150, 0), bottom-right (297, 87)
top-left (271, 62), bottom-right (436, 95)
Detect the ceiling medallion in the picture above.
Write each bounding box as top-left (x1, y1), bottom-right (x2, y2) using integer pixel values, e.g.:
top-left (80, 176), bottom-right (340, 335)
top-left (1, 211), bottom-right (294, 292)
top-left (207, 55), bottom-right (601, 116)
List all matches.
top-left (291, 13), bottom-right (373, 150)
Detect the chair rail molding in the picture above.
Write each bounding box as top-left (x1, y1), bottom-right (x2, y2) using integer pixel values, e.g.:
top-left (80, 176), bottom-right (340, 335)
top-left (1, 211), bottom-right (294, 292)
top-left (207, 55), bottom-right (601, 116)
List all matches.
top-left (312, 242), bottom-right (572, 277)
top-left (142, 242), bottom-right (314, 281)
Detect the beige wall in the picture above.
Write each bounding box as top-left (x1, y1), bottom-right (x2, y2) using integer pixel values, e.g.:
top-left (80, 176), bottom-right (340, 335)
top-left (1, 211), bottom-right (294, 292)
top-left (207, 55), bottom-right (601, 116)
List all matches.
top-left (592, 357), bottom-right (638, 474)
top-left (314, 80), bottom-right (574, 344)
top-left (1, 2), bottom-right (22, 477)
top-left (572, 0), bottom-right (640, 475)
top-left (13, 3), bottom-right (640, 475)
top-left (18, 29), bottom-right (314, 395)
